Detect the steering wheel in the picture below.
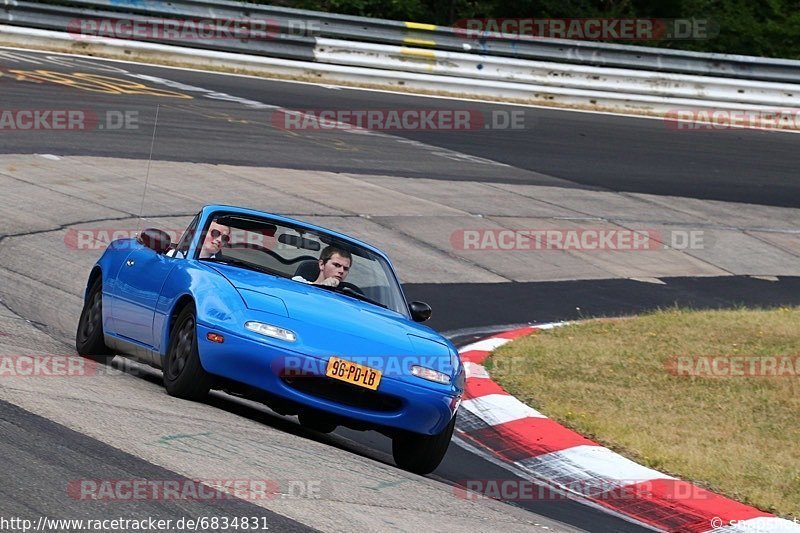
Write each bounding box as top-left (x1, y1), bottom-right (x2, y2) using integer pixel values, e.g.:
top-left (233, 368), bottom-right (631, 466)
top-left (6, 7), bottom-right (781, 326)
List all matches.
top-left (339, 281), bottom-right (363, 295)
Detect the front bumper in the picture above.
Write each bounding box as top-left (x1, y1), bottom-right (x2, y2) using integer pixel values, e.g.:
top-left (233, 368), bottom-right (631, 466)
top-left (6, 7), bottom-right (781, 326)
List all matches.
top-left (195, 324), bottom-right (460, 435)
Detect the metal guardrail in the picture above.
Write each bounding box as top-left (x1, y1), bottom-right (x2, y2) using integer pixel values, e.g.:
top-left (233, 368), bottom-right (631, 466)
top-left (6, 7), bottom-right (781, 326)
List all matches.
top-left (1, 21), bottom-right (797, 121)
top-left (2, 0), bottom-right (799, 117)
top-left (6, 0), bottom-right (800, 84)
top-left (1, 0), bottom-right (317, 61)
top-left (314, 39), bottom-right (800, 108)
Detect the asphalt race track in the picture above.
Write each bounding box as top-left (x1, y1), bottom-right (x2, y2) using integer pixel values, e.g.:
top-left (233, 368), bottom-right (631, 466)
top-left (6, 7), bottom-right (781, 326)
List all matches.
top-left (409, 275), bottom-right (800, 332)
top-left (0, 398), bottom-right (315, 532)
top-left (1, 47), bottom-right (799, 532)
top-left (2, 51), bottom-right (799, 207)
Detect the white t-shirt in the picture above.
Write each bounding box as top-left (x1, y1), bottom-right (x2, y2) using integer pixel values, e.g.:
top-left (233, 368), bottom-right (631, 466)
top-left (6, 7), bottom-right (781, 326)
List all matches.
top-left (166, 250), bottom-right (217, 259)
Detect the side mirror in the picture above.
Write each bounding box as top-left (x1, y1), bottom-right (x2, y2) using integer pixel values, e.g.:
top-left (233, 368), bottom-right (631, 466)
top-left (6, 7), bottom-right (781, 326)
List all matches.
top-left (409, 301), bottom-right (432, 322)
top-left (137, 228), bottom-right (172, 254)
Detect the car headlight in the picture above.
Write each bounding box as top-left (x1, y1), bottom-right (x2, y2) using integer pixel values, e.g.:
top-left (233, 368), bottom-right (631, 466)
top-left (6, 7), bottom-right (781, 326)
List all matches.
top-left (410, 365), bottom-right (451, 385)
top-left (245, 321), bottom-right (297, 342)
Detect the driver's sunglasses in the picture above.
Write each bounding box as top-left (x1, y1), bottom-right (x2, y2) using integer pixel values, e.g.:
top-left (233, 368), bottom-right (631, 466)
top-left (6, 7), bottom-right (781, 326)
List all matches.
top-left (210, 229), bottom-right (231, 243)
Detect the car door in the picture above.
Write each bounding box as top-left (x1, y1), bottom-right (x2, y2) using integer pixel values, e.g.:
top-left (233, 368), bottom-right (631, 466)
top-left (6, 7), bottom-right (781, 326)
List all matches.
top-left (113, 243), bottom-right (178, 348)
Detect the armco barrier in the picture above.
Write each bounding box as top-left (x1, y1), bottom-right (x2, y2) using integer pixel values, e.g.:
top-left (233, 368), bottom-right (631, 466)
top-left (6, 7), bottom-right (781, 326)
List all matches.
top-left (1, 1), bottom-right (317, 61)
top-left (314, 38), bottom-right (800, 108)
top-left (12, 0), bottom-right (800, 83)
top-left (2, 2), bottom-right (800, 117)
top-left (0, 23), bottom-right (795, 118)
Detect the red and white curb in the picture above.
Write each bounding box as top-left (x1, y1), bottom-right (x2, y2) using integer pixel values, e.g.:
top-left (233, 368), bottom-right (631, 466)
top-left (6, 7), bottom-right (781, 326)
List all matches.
top-left (454, 324), bottom-right (800, 533)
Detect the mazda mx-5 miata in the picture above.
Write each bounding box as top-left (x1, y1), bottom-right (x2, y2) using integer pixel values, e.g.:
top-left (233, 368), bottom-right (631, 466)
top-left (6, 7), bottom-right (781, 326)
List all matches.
top-left (76, 205), bottom-right (464, 474)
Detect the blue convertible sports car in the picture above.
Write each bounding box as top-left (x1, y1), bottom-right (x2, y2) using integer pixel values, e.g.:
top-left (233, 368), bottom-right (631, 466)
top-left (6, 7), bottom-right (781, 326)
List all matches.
top-left (76, 205), bottom-right (465, 474)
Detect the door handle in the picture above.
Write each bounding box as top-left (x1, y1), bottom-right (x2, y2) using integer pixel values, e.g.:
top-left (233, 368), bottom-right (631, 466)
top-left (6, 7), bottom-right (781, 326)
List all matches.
top-left (126, 259), bottom-right (135, 267)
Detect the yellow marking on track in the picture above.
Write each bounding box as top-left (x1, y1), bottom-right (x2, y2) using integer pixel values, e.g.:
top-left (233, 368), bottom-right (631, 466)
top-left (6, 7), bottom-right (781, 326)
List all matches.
top-left (2, 69), bottom-right (192, 98)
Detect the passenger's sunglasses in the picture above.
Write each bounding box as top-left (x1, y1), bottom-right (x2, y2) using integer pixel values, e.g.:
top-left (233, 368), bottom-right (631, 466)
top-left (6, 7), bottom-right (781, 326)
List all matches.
top-left (210, 229), bottom-right (231, 243)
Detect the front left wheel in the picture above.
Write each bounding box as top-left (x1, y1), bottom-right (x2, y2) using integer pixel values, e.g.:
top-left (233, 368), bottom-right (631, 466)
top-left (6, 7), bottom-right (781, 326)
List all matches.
top-left (298, 410), bottom-right (338, 434)
top-left (163, 305), bottom-right (212, 400)
top-left (392, 415), bottom-right (456, 475)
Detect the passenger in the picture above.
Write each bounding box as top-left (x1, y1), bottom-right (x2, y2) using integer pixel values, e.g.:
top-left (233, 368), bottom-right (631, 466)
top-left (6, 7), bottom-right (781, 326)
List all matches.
top-left (169, 220), bottom-right (230, 259)
top-left (199, 221), bottom-right (231, 259)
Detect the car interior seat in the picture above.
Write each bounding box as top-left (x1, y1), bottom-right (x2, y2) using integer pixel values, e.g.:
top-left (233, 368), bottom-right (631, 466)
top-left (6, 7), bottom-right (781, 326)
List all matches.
top-left (294, 260), bottom-right (319, 282)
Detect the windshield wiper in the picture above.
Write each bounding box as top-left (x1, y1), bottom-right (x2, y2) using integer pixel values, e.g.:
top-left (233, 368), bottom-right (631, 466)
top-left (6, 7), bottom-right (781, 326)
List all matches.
top-left (201, 256), bottom-right (274, 276)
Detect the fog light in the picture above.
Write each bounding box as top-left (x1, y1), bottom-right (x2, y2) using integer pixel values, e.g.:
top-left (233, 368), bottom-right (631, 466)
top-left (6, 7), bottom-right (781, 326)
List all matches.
top-left (411, 365), bottom-right (451, 384)
top-left (245, 321), bottom-right (297, 342)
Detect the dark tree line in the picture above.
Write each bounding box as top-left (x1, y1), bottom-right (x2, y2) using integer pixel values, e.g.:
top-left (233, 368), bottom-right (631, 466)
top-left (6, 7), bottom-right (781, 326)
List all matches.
top-left (270, 0), bottom-right (800, 58)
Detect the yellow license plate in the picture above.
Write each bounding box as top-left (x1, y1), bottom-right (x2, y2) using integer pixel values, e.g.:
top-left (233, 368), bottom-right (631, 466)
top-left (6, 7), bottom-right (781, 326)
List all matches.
top-left (326, 357), bottom-right (382, 390)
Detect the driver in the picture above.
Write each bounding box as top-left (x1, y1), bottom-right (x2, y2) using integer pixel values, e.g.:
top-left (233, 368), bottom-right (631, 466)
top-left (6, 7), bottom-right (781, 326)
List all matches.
top-left (293, 245), bottom-right (351, 287)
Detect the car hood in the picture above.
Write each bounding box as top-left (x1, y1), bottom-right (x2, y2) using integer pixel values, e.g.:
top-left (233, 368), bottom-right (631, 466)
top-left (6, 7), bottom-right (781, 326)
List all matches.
top-left (207, 264), bottom-right (453, 361)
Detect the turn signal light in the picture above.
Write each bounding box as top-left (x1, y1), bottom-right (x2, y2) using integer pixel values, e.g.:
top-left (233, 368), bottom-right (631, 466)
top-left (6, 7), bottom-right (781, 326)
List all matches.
top-left (206, 332), bottom-right (225, 343)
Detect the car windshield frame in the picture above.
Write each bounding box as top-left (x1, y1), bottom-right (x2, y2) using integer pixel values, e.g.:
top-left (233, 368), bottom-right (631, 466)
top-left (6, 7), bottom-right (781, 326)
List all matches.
top-left (194, 211), bottom-right (410, 318)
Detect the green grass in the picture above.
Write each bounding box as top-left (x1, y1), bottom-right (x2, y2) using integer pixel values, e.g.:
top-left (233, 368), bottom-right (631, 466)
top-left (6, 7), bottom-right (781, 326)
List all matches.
top-left (487, 307), bottom-right (800, 517)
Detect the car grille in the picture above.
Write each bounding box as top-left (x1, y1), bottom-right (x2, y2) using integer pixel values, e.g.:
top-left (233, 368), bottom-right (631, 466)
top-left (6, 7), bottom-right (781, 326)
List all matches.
top-left (281, 376), bottom-right (403, 413)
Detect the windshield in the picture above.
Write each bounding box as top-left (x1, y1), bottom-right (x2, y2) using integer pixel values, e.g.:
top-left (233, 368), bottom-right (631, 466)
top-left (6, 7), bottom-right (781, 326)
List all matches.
top-left (197, 213), bottom-right (409, 317)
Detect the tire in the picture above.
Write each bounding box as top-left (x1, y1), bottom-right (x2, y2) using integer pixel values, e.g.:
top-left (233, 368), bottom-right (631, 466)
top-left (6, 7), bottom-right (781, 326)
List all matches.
top-left (75, 278), bottom-right (113, 361)
top-left (392, 415), bottom-right (456, 475)
top-left (298, 410), bottom-right (337, 434)
top-left (163, 305), bottom-right (212, 400)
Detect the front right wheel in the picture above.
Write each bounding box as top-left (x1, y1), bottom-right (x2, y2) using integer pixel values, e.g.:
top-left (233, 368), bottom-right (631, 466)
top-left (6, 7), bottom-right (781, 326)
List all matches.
top-left (392, 415), bottom-right (456, 475)
top-left (75, 278), bottom-right (112, 361)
